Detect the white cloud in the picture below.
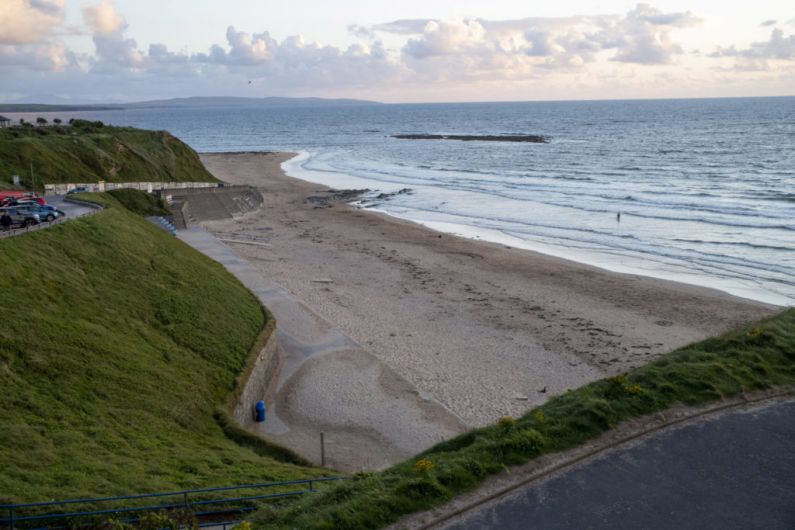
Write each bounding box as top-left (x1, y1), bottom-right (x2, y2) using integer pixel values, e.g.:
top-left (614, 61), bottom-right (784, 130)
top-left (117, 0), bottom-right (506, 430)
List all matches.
top-left (0, 0), bottom-right (65, 45)
top-left (193, 26), bottom-right (400, 89)
top-left (1, 2), bottom-right (792, 102)
top-left (605, 3), bottom-right (702, 64)
top-left (81, 0), bottom-right (142, 70)
top-left (82, 0), bottom-right (125, 35)
top-left (372, 3), bottom-right (702, 82)
top-left (0, 40), bottom-right (74, 71)
top-left (0, 0), bottom-right (73, 72)
top-left (711, 28), bottom-right (795, 70)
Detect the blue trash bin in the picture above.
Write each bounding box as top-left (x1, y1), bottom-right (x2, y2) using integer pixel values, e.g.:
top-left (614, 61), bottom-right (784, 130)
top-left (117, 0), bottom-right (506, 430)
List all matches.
top-left (255, 400), bottom-right (266, 423)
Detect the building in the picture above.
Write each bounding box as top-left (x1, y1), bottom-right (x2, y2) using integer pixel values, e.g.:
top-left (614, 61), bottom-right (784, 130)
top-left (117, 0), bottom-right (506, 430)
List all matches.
top-left (0, 116), bottom-right (10, 128)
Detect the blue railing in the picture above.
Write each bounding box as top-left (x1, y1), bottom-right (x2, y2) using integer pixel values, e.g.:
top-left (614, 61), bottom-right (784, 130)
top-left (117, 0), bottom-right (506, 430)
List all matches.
top-left (1, 477), bottom-right (344, 529)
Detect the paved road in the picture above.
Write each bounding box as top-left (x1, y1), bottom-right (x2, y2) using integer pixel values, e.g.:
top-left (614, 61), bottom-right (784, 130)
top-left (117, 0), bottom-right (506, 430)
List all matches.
top-left (442, 399), bottom-right (795, 530)
top-left (47, 195), bottom-right (97, 218)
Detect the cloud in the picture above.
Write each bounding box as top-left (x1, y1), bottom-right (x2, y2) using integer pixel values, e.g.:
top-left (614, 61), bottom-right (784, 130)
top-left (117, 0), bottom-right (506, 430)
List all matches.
top-left (0, 0), bottom-right (65, 45)
top-left (3, 1), bottom-right (792, 102)
top-left (711, 28), bottom-right (795, 67)
top-left (761, 20), bottom-right (777, 27)
top-left (373, 3), bottom-right (702, 79)
top-left (0, 40), bottom-right (74, 71)
top-left (403, 20), bottom-right (488, 59)
top-left (0, 0), bottom-right (74, 71)
top-left (606, 3), bottom-right (701, 64)
top-left (81, 0), bottom-right (143, 70)
top-left (192, 26), bottom-right (400, 89)
top-left (82, 0), bottom-right (126, 34)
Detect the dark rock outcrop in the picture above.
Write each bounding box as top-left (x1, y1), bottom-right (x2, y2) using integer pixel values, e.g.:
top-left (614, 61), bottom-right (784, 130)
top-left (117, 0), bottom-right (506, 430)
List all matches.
top-left (392, 134), bottom-right (549, 143)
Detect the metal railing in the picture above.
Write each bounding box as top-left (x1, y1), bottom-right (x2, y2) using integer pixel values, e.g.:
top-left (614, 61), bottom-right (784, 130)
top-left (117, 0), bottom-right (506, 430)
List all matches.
top-left (0, 217), bottom-right (68, 239)
top-left (0, 477), bottom-right (344, 529)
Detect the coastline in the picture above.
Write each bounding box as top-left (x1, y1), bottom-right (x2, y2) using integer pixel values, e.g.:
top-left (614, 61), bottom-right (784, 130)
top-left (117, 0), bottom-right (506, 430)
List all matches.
top-left (199, 152), bottom-right (778, 428)
top-left (282, 152), bottom-right (793, 308)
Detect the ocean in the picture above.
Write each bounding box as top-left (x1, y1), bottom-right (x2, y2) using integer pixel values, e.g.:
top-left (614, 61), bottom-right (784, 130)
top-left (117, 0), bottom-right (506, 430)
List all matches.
top-left (35, 97), bottom-right (795, 306)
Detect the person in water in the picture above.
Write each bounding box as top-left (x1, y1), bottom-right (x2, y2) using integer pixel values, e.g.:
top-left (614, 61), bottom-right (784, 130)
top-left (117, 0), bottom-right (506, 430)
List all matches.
top-left (617, 212), bottom-right (621, 222)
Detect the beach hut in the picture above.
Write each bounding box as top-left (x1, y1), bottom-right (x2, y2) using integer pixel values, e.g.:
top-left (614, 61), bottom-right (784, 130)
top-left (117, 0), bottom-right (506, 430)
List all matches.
top-left (0, 116), bottom-right (10, 128)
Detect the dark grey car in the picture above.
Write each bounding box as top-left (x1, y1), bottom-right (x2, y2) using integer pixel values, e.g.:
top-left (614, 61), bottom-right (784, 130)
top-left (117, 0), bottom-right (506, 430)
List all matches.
top-left (0, 207), bottom-right (40, 228)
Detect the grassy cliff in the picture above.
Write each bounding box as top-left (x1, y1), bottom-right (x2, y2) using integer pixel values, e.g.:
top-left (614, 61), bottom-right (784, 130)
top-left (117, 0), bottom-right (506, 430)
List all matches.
top-left (0, 121), bottom-right (217, 190)
top-left (0, 194), bottom-right (317, 503)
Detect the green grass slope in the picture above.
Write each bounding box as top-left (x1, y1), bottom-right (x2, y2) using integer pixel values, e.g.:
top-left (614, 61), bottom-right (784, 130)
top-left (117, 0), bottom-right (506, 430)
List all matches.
top-left (253, 308), bottom-right (795, 529)
top-left (0, 122), bottom-right (218, 190)
top-left (0, 195), bottom-right (316, 503)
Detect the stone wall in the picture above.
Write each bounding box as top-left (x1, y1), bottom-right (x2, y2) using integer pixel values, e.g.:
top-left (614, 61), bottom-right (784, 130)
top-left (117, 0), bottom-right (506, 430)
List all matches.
top-left (44, 181), bottom-right (218, 196)
top-left (232, 326), bottom-right (283, 428)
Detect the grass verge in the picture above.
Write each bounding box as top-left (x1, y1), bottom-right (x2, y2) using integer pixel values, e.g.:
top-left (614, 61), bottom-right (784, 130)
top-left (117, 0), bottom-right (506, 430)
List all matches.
top-left (105, 188), bottom-right (172, 216)
top-left (0, 192), bottom-right (319, 503)
top-left (0, 123), bottom-right (217, 190)
top-left (250, 308), bottom-right (795, 529)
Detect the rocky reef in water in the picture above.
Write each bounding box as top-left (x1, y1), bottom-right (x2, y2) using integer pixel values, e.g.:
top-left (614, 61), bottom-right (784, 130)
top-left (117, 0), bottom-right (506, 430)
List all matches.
top-left (392, 134), bottom-right (550, 143)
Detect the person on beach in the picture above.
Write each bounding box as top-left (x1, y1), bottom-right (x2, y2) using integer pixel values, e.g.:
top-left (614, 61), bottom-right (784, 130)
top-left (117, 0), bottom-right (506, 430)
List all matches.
top-left (0, 212), bottom-right (12, 231)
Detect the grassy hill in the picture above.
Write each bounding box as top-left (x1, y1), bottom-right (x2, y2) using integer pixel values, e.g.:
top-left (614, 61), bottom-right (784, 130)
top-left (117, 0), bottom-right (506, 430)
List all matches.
top-left (0, 121), bottom-right (217, 190)
top-left (0, 194), bottom-right (317, 503)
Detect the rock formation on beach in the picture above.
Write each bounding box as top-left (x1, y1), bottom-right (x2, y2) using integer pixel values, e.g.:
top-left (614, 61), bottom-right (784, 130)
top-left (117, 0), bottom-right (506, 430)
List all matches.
top-left (392, 134), bottom-right (550, 143)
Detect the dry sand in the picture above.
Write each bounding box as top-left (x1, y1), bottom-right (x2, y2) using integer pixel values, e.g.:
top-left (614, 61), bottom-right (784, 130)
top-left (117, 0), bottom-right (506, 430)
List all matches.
top-left (200, 152), bottom-right (778, 428)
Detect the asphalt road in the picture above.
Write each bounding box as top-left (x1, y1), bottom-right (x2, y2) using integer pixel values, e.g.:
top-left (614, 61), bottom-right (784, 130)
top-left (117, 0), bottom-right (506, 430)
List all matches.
top-left (442, 399), bottom-right (795, 530)
top-left (48, 195), bottom-right (96, 218)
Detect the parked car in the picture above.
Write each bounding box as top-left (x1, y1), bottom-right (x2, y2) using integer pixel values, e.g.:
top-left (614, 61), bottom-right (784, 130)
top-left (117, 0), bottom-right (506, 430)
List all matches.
top-left (67, 186), bottom-right (90, 195)
top-left (38, 204), bottom-right (66, 217)
top-left (1, 195), bottom-right (45, 206)
top-left (17, 204), bottom-right (62, 222)
top-left (0, 191), bottom-right (41, 203)
top-left (3, 198), bottom-right (46, 208)
top-left (0, 207), bottom-right (40, 228)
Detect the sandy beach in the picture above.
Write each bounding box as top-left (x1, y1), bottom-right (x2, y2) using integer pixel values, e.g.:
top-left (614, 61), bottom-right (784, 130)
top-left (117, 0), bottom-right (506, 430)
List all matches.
top-left (200, 152), bottom-right (778, 428)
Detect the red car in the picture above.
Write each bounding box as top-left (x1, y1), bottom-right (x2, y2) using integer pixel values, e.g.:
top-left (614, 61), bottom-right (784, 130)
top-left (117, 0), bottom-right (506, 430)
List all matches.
top-left (0, 191), bottom-right (46, 207)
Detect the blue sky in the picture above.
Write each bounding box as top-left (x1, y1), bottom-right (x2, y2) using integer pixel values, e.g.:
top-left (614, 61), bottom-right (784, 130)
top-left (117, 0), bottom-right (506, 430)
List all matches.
top-left (1, 1), bottom-right (794, 103)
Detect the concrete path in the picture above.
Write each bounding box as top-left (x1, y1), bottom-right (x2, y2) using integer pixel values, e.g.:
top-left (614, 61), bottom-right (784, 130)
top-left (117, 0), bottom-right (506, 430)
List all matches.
top-left (440, 399), bottom-right (795, 530)
top-left (178, 226), bottom-right (465, 471)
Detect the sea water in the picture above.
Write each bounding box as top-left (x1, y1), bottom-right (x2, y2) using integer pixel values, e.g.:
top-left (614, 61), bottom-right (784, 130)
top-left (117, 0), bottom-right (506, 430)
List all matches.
top-left (42, 97), bottom-right (795, 306)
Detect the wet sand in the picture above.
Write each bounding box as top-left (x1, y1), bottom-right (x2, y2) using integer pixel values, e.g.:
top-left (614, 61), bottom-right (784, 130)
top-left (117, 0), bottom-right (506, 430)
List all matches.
top-left (200, 152), bottom-right (778, 428)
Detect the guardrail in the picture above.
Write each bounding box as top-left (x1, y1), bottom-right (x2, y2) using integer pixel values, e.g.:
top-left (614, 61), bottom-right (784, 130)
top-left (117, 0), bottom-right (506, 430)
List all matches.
top-left (0, 477), bottom-right (344, 529)
top-left (0, 217), bottom-right (68, 239)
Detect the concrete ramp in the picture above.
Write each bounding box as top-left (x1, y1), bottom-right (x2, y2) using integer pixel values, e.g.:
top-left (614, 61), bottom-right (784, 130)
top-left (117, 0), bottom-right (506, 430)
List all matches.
top-left (178, 227), bottom-right (466, 472)
top-left (172, 187), bottom-right (263, 222)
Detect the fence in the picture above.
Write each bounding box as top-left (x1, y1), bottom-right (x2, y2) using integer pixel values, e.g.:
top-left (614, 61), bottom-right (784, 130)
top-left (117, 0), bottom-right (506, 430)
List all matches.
top-left (43, 182), bottom-right (220, 196)
top-left (0, 477), bottom-right (344, 530)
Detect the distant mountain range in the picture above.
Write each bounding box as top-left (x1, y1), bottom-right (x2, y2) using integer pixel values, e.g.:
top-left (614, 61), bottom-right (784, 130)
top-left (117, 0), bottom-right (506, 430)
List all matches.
top-left (125, 96), bottom-right (382, 108)
top-left (0, 96), bottom-right (382, 113)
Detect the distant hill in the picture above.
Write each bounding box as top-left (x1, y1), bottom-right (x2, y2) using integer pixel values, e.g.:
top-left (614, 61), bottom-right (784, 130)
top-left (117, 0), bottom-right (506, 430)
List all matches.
top-left (0, 96), bottom-right (381, 112)
top-left (7, 93), bottom-right (119, 105)
top-left (124, 96), bottom-right (382, 108)
top-left (0, 103), bottom-right (121, 113)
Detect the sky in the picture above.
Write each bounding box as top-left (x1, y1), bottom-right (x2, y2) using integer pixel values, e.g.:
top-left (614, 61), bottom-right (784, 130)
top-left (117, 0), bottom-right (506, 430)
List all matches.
top-left (1, 1), bottom-right (794, 103)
